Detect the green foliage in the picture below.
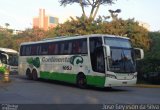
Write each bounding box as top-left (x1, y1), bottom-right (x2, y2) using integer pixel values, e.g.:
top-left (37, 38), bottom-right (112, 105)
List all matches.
top-left (0, 66), bottom-right (6, 74)
top-left (135, 32), bottom-right (160, 83)
top-left (13, 28), bottom-right (47, 50)
top-left (139, 32), bottom-right (160, 74)
top-left (0, 27), bottom-right (46, 51)
top-left (147, 32), bottom-right (160, 59)
top-left (0, 27), bottom-right (17, 50)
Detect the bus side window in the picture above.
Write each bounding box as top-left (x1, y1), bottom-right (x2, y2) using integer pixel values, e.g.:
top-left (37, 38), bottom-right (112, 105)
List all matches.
top-left (68, 42), bottom-right (72, 54)
top-left (0, 54), bottom-right (2, 65)
top-left (48, 43), bottom-right (56, 55)
top-left (0, 54), bottom-right (7, 64)
top-left (41, 43), bottom-right (48, 55)
top-left (60, 42), bottom-right (65, 55)
top-left (0, 59), bottom-right (2, 65)
top-left (62, 42), bottom-right (70, 55)
top-left (72, 40), bottom-right (80, 54)
top-left (36, 45), bottom-right (41, 55)
top-left (81, 39), bottom-right (87, 54)
top-left (54, 43), bottom-right (59, 55)
top-left (20, 46), bottom-right (24, 56)
top-left (71, 39), bottom-right (87, 54)
top-left (26, 46), bottom-right (31, 56)
top-left (31, 45), bottom-right (37, 55)
top-left (57, 42), bottom-right (61, 55)
top-left (20, 45), bottom-right (27, 56)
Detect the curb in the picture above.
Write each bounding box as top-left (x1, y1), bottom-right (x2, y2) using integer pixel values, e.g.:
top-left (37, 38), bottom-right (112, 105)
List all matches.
top-left (134, 84), bottom-right (160, 88)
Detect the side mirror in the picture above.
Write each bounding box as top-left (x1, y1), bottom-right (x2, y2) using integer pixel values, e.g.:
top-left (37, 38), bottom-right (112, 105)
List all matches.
top-left (103, 45), bottom-right (111, 57)
top-left (134, 48), bottom-right (144, 60)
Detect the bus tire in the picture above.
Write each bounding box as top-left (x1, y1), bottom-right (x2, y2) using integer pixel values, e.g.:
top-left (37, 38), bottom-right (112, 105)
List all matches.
top-left (32, 69), bottom-right (38, 81)
top-left (26, 69), bottom-right (32, 80)
top-left (76, 73), bottom-right (87, 88)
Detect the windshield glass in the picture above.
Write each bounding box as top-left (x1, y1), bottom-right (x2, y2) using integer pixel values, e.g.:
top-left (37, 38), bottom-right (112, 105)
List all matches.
top-left (104, 37), bottom-right (136, 73)
top-left (105, 37), bottom-right (131, 48)
top-left (8, 54), bottom-right (18, 66)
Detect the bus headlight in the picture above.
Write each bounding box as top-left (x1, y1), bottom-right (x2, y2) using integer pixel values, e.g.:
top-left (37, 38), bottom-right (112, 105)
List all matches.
top-left (106, 74), bottom-right (117, 79)
top-left (134, 75), bottom-right (137, 78)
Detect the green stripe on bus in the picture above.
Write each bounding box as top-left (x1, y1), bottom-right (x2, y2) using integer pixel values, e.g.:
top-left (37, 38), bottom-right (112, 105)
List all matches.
top-left (40, 71), bottom-right (105, 87)
top-left (40, 71), bottom-right (77, 83)
top-left (86, 75), bottom-right (105, 87)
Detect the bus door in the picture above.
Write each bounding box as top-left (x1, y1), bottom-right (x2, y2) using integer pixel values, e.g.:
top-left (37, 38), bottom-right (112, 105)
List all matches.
top-left (89, 37), bottom-right (105, 74)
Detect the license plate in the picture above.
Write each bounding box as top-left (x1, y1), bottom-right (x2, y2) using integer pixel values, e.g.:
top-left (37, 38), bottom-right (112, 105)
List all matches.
top-left (122, 82), bottom-right (127, 84)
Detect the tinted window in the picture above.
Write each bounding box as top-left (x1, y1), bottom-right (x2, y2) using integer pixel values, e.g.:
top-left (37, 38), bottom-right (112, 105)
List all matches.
top-left (90, 37), bottom-right (102, 53)
top-left (20, 38), bottom-right (87, 56)
top-left (8, 54), bottom-right (18, 66)
top-left (0, 54), bottom-right (7, 64)
top-left (89, 37), bottom-right (105, 73)
top-left (31, 45), bottom-right (37, 55)
top-left (41, 43), bottom-right (48, 55)
top-left (20, 46), bottom-right (24, 56)
top-left (48, 43), bottom-right (56, 55)
top-left (26, 46), bottom-right (31, 56)
top-left (104, 37), bottom-right (131, 48)
top-left (59, 38), bottom-right (87, 55)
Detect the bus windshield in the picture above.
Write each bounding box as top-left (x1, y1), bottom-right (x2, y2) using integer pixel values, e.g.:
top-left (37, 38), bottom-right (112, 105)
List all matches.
top-left (8, 54), bottom-right (18, 66)
top-left (104, 37), bottom-right (136, 73)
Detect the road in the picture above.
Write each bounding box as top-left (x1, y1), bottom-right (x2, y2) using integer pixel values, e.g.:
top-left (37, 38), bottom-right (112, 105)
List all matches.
top-left (0, 75), bottom-right (160, 104)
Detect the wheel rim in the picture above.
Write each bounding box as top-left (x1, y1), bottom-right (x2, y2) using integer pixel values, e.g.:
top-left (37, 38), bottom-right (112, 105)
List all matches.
top-left (77, 75), bottom-right (86, 88)
top-left (26, 70), bottom-right (32, 80)
top-left (32, 70), bottom-right (38, 80)
top-left (78, 78), bottom-right (84, 85)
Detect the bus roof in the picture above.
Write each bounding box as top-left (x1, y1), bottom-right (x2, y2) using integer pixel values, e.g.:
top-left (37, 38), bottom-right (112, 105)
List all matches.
top-left (20, 34), bottom-right (130, 45)
top-left (0, 47), bottom-right (18, 54)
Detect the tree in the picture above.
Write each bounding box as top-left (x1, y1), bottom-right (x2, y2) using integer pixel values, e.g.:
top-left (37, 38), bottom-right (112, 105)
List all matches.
top-left (14, 28), bottom-right (47, 50)
top-left (59, 0), bottom-right (116, 20)
top-left (5, 23), bottom-right (10, 29)
top-left (108, 9), bottom-right (121, 21)
top-left (136, 32), bottom-right (160, 83)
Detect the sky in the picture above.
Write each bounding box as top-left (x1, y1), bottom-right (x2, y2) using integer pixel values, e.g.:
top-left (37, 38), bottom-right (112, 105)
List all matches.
top-left (0, 0), bottom-right (159, 31)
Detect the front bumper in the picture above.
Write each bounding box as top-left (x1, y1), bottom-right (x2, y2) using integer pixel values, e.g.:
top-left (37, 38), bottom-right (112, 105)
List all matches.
top-left (104, 77), bottom-right (137, 87)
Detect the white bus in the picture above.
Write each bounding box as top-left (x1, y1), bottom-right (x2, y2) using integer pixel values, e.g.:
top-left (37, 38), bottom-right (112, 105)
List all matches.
top-left (0, 47), bottom-right (18, 74)
top-left (19, 34), bottom-right (144, 88)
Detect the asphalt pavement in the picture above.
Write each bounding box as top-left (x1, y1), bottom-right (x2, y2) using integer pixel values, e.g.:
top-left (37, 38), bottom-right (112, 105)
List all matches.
top-left (0, 75), bottom-right (160, 104)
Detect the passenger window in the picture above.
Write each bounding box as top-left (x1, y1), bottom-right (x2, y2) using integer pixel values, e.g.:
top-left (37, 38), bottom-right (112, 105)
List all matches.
top-left (41, 43), bottom-right (48, 55)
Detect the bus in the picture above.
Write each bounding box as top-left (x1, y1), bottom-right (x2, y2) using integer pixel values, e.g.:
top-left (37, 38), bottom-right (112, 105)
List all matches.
top-left (0, 47), bottom-right (18, 74)
top-left (19, 34), bottom-right (144, 88)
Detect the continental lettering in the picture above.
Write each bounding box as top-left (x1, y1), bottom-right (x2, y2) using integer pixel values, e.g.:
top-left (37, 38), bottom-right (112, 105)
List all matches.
top-left (42, 57), bottom-right (71, 63)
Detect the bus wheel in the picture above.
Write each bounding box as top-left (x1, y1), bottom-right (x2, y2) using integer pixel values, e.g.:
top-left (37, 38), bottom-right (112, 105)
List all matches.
top-left (26, 69), bottom-right (32, 80)
top-left (32, 69), bottom-right (38, 81)
top-left (76, 74), bottom-right (87, 88)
